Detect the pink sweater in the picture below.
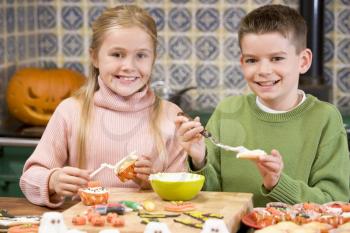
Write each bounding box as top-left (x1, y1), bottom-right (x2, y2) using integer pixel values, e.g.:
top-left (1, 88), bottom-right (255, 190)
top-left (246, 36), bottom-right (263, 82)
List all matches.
top-left (20, 78), bottom-right (187, 208)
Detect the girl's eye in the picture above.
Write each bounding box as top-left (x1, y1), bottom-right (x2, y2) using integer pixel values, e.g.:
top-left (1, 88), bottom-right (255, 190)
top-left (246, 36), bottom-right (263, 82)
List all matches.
top-left (112, 52), bottom-right (122, 58)
top-left (244, 58), bottom-right (256, 64)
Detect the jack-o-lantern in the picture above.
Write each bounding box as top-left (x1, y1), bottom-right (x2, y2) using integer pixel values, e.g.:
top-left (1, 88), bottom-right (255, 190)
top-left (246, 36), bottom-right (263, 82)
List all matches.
top-left (6, 68), bottom-right (86, 126)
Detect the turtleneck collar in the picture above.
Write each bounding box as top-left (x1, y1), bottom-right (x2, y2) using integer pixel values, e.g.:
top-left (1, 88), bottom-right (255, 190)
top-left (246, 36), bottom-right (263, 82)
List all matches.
top-left (94, 76), bottom-right (156, 112)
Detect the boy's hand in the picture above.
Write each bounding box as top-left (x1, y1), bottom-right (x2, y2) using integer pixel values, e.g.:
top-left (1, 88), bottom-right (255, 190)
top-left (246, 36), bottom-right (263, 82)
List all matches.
top-left (133, 155), bottom-right (152, 189)
top-left (175, 115), bottom-right (206, 169)
top-left (49, 166), bottom-right (89, 198)
top-left (256, 149), bottom-right (284, 190)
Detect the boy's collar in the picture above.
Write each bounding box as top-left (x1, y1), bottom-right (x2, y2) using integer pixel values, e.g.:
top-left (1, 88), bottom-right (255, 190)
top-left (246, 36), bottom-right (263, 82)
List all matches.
top-left (256, 90), bottom-right (306, 114)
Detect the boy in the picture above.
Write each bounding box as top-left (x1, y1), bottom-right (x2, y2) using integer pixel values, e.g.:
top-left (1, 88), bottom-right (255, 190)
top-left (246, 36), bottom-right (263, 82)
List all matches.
top-left (175, 4), bottom-right (350, 207)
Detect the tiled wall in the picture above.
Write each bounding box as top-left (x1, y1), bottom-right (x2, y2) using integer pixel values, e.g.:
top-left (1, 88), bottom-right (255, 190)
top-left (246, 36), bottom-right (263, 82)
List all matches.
top-left (1, 0), bottom-right (350, 124)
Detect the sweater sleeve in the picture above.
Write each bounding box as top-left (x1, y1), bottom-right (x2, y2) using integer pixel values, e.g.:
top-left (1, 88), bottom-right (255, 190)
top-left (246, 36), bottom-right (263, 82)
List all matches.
top-left (263, 109), bottom-right (350, 204)
top-left (161, 101), bottom-right (187, 172)
top-left (19, 100), bottom-right (73, 208)
top-left (189, 106), bottom-right (222, 191)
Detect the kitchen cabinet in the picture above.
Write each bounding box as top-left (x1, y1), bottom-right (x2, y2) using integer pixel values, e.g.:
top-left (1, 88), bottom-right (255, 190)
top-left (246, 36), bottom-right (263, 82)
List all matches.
top-left (0, 118), bottom-right (40, 197)
top-left (0, 147), bottom-right (35, 197)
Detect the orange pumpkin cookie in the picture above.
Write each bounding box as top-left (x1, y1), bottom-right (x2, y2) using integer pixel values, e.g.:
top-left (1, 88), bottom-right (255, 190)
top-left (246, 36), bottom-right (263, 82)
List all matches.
top-left (114, 153), bottom-right (138, 182)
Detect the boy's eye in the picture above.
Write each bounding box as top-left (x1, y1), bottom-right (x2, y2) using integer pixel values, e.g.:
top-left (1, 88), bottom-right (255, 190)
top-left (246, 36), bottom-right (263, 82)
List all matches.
top-left (271, 57), bottom-right (285, 62)
top-left (137, 53), bottom-right (148, 59)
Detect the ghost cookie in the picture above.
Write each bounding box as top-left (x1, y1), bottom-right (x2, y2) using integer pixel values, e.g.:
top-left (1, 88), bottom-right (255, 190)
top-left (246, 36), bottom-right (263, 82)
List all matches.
top-left (38, 212), bottom-right (67, 233)
top-left (98, 230), bottom-right (120, 233)
top-left (201, 219), bottom-right (229, 233)
top-left (144, 222), bottom-right (171, 233)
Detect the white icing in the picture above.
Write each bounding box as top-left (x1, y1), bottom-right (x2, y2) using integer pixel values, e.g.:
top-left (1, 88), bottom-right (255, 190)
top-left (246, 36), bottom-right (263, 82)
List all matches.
top-left (80, 187), bottom-right (108, 194)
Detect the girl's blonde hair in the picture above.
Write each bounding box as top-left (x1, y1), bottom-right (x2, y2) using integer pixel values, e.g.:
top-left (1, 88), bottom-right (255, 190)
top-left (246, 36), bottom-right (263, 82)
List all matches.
top-left (74, 5), bottom-right (165, 168)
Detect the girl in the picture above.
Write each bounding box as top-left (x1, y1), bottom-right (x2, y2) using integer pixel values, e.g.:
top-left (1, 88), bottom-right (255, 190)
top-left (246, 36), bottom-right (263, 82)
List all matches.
top-left (20, 5), bottom-right (187, 208)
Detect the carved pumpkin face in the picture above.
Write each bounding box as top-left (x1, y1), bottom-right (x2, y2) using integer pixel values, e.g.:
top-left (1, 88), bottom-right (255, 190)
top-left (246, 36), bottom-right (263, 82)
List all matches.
top-left (6, 68), bottom-right (85, 126)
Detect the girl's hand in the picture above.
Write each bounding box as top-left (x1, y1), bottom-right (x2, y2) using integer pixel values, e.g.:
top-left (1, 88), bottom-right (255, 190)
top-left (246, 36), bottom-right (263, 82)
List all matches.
top-left (256, 149), bottom-right (284, 190)
top-left (49, 166), bottom-right (90, 198)
top-left (175, 115), bottom-right (206, 169)
top-left (133, 155), bottom-right (152, 189)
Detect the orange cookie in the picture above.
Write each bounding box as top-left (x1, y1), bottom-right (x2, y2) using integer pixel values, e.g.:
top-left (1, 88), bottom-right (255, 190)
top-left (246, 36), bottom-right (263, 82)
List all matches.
top-left (114, 153), bottom-right (138, 182)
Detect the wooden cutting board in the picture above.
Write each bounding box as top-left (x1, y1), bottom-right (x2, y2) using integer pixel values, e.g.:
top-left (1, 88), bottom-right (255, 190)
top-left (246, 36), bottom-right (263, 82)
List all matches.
top-left (63, 188), bottom-right (253, 233)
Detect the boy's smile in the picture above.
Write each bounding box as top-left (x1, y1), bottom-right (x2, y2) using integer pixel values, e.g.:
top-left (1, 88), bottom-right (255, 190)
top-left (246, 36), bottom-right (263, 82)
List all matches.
top-left (240, 32), bottom-right (311, 111)
top-left (91, 26), bottom-right (155, 97)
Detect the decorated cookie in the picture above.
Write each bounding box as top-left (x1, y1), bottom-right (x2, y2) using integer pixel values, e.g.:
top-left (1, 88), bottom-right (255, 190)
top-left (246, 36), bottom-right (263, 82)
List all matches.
top-left (38, 212), bottom-right (67, 233)
top-left (114, 153), bottom-right (138, 182)
top-left (144, 222), bottom-right (171, 233)
top-left (201, 219), bottom-right (229, 233)
top-left (78, 181), bottom-right (109, 206)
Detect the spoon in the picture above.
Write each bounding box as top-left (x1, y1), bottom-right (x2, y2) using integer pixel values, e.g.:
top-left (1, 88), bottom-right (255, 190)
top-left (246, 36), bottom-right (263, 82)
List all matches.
top-left (177, 112), bottom-right (266, 156)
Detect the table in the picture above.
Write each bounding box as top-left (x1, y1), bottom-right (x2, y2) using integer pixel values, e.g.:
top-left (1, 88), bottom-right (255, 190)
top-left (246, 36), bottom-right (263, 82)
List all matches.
top-left (63, 188), bottom-right (253, 233)
top-left (0, 197), bottom-right (77, 216)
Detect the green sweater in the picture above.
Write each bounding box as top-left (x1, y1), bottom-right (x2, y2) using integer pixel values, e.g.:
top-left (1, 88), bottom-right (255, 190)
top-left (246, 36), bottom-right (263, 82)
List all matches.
top-left (191, 94), bottom-right (349, 207)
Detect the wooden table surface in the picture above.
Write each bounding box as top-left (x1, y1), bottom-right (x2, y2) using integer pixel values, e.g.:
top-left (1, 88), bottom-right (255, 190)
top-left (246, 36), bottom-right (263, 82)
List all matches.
top-left (63, 188), bottom-right (253, 233)
top-left (0, 197), bottom-right (77, 216)
top-left (0, 189), bottom-right (253, 233)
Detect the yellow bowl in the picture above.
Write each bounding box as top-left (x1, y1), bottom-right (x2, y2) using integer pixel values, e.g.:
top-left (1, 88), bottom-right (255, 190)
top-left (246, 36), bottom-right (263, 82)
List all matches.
top-left (149, 172), bottom-right (205, 201)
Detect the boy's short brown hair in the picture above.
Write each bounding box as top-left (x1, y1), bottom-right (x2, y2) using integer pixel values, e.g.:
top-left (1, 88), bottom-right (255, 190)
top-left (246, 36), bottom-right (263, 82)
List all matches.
top-left (238, 4), bottom-right (307, 53)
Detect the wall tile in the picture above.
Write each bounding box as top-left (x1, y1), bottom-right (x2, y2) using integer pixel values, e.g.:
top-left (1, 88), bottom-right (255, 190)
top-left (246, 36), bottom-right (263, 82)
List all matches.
top-left (223, 7), bottom-right (246, 32)
top-left (0, 37), bottom-right (4, 64)
top-left (62, 34), bottom-right (83, 56)
top-left (88, 6), bottom-right (105, 27)
top-left (6, 35), bottom-right (15, 63)
top-left (38, 33), bottom-right (57, 56)
top-left (195, 36), bottom-right (219, 61)
top-left (169, 64), bottom-right (192, 87)
top-left (223, 65), bottom-right (245, 89)
top-left (338, 9), bottom-right (350, 34)
top-left (38, 5), bottom-right (56, 29)
top-left (168, 36), bottom-right (192, 60)
top-left (196, 8), bottom-right (220, 32)
top-left (196, 64), bottom-right (220, 88)
top-left (16, 6), bottom-right (25, 31)
top-left (337, 38), bottom-right (350, 64)
top-left (6, 7), bottom-right (14, 33)
top-left (146, 7), bottom-right (165, 31)
top-left (61, 6), bottom-right (83, 30)
top-left (0, 8), bottom-right (3, 34)
top-left (27, 6), bottom-right (36, 31)
top-left (337, 67), bottom-right (350, 93)
top-left (168, 7), bottom-right (191, 32)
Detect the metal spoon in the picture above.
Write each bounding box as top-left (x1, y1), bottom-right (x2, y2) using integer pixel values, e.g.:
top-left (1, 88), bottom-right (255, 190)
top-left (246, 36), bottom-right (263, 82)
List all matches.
top-left (177, 112), bottom-right (265, 155)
